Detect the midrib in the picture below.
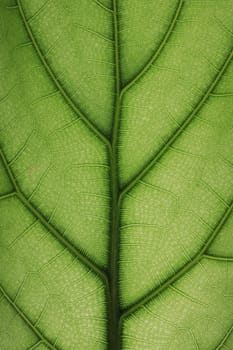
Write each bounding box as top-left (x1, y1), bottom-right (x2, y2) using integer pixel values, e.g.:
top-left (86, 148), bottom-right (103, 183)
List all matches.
top-left (108, 0), bottom-right (121, 349)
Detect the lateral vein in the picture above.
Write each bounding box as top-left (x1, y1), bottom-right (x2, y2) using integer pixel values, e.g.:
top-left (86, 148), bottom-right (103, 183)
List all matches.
top-left (120, 200), bottom-right (233, 319)
top-left (121, 0), bottom-right (184, 96)
top-left (120, 46), bottom-right (233, 199)
top-left (0, 149), bottom-right (108, 285)
top-left (216, 323), bottom-right (233, 350)
top-left (0, 285), bottom-right (58, 350)
top-left (93, 0), bottom-right (113, 13)
top-left (203, 254), bottom-right (233, 262)
top-left (16, 0), bottom-right (111, 150)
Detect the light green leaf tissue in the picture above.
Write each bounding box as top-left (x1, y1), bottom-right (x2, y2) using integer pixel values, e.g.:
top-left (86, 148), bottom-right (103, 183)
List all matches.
top-left (0, 0), bottom-right (233, 349)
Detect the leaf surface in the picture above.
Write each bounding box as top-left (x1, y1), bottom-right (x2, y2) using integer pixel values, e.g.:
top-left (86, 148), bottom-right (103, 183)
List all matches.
top-left (0, 0), bottom-right (233, 349)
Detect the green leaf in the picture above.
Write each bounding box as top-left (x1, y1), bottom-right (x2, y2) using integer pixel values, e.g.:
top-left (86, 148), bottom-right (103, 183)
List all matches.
top-left (0, 0), bottom-right (233, 349)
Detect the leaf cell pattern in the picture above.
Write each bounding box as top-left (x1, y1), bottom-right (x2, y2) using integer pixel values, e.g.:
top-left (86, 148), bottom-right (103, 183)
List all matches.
top-left (0, 0), bottom-right (233, 349)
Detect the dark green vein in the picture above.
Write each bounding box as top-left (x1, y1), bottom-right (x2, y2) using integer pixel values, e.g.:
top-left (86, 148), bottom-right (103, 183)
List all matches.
top-left (0, 192), bottom-right (16, 200)
top-left (0, 285), bottom-right (58, 350)
top-left (120, 0), bottom-right (184, 95)
top-left (94, 0), bottom-right (113, 13)
top-left (0, 149), bottom-right (108, 285)
top-left (27, 341), bottom-right (44, 350)
top-left (16, 0), bottom-right (111, 149)
top-left (120, 47), bottom-right (233, 199)
top-left (120, 199), bottom-right (233, 319)
top-left (216, 323), bottom-right (233, 350)
top-left (108, 0), bottom-right (121, 349)
top-left (26, 0), bottom-right (50, 23)
top-left (16, 191), bottom-right (108, 283)
top-left (203, 254), bottom-right (233, 262)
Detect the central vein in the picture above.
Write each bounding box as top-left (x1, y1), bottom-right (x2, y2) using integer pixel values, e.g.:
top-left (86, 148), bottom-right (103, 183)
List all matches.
top-left (108, 0), bottom-right (121, 349)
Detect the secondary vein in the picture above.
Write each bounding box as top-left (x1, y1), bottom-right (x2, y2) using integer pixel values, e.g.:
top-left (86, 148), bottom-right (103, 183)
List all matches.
top-left (0, 149), bottom-right (108, 285)
top-left (120, 0), bottom-right (184, 96)
top-left (120, 199), bottom-right (233, 320)
top-left (215, 323), bottom-right (233, 350)
top-left (120, 46), bottom-right (233, 200)
top-left (16, 0), bottom-right (111, 150)
top-left (0, 285), bottom-right (58, 350)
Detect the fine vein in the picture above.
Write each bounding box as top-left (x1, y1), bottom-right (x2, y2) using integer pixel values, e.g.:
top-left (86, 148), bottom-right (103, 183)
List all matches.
top-left (94, 0), bottom-right (113, 13)
top-left (120, 46), bottom-right (233, 199)
top-left (16, 0), bottom-right (110, 149)
top-left (121, 200), bottom-right (233, 319)
top-left (0, 285), bottom-right (58, 350)
top-left (3, 2), bottom-right (233, 349)
top-left (0, 149), bottom-right (107, 285)
top-left (216, 323), bottom-right (233, 350)
top-left (203, 254), bottom-right (233, 262)
top-left (121, 0), bottom-right (184, 96)
top-left (27, 341), bottom-right (44, 350)
top-left (0, 192), bottom-right (17, 201)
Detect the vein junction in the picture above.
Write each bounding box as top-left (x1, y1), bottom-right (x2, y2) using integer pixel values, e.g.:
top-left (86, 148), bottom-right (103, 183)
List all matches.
top-left (1, 1), bottom-right (233, 350)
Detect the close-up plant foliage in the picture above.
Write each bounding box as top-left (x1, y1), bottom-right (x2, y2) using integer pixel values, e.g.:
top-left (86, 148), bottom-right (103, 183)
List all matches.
top-left (0, 0), bottom-right (233, 349)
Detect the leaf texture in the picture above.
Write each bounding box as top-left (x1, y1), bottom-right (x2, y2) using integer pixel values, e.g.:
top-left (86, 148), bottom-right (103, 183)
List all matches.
top-left (0, 0), bottom-right (233, 349)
